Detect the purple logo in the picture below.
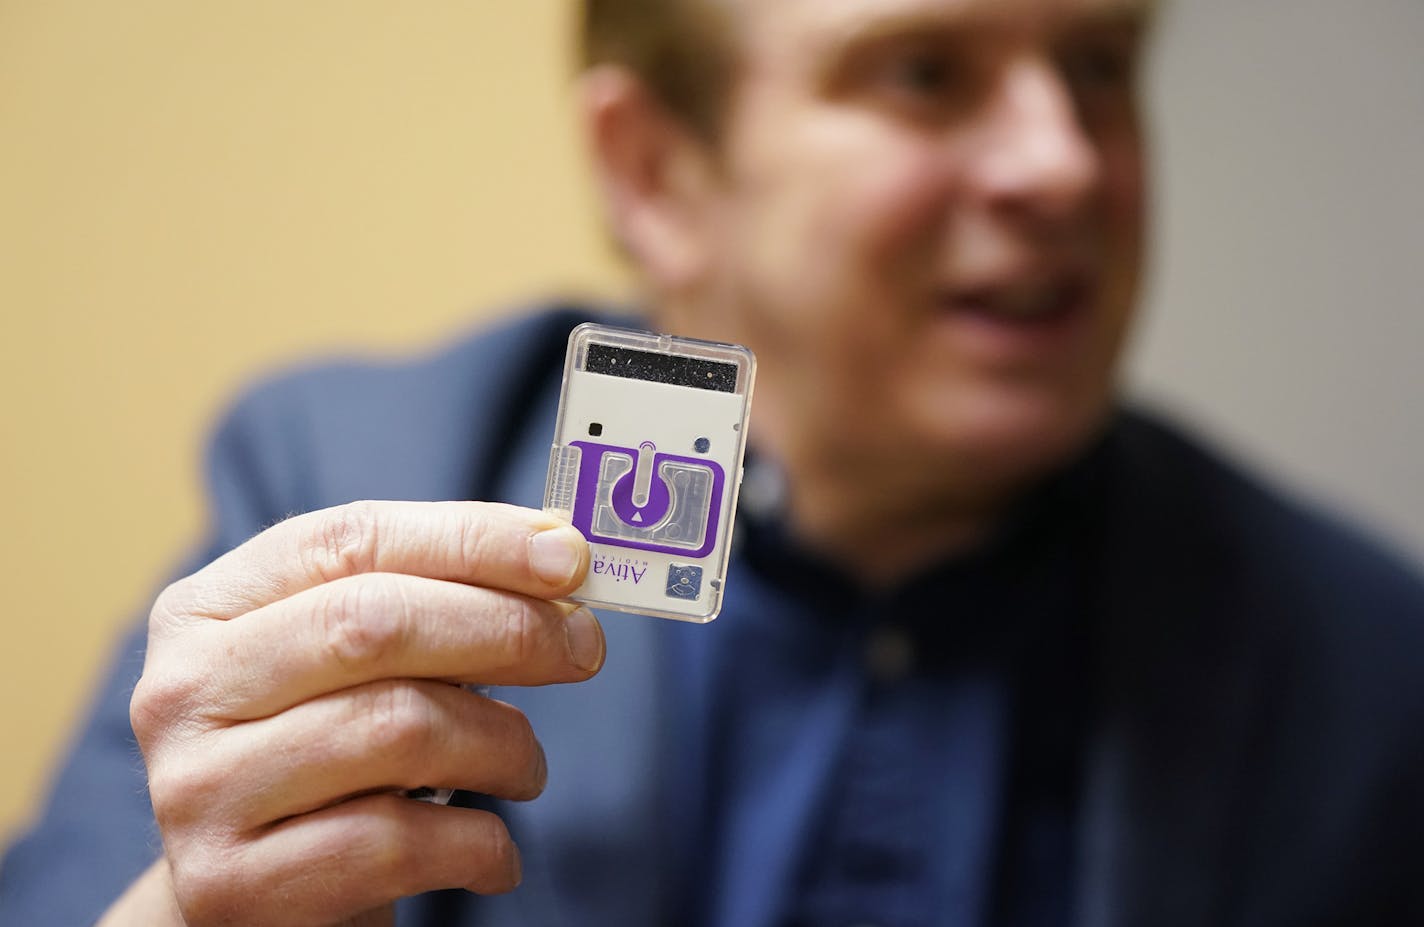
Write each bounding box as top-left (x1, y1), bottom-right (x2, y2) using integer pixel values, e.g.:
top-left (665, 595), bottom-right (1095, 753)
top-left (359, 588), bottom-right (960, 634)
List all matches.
top-left (570, 440), bottom-right (724, 558)
top-left (592, 555), bottom-right (649, 584)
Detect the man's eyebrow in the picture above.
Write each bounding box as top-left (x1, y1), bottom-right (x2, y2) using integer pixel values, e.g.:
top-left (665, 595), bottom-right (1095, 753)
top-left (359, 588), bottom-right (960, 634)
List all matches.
top-left (806, 5), bottom-right (982, 56)
top-left (797, 5), bottom-right (989, 90)
top-left (803, 0), bottom-right (1154, 58)
top-left (1065, 2), bottom-right (1156, 34)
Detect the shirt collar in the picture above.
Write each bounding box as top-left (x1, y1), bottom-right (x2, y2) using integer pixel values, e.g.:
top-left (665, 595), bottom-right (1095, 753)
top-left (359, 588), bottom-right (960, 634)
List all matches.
top-left (733, 420), bottom-right (1117, 652)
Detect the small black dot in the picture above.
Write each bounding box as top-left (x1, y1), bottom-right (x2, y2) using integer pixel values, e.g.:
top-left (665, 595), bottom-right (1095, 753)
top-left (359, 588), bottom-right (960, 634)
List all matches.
top-left (694, 437), bottom-right (711, 453)
top-left (588, 422), bottom-right (603, 436)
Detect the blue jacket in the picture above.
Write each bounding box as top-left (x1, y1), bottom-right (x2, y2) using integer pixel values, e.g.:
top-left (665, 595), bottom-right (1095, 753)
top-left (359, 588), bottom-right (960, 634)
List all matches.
top-left (4, 306), bottom-right (1424, 925)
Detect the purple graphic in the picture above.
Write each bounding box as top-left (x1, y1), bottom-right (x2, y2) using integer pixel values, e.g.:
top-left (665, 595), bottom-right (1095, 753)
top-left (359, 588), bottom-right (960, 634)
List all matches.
top-left (609, 441), bottom-right (672, 527)
top-left (570, 440), bottom-right (724, 558)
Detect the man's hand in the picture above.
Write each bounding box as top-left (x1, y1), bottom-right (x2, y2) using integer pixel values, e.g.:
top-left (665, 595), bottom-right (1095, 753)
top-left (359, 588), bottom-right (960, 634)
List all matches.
top-left (117, 501), bottom-right (603, 927)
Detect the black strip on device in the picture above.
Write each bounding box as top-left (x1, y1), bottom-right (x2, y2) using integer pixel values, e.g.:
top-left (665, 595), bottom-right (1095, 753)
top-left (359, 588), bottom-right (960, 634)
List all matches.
top-left (584, 343), bottom-right (738, 393)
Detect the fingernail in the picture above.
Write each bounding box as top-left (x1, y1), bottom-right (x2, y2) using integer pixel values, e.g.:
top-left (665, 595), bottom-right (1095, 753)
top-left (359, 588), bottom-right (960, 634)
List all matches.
top-left (510, 844), bottom-right (524, 887)
top-left (565, 607), bottom-right (605, 673)
top-left (529, 527), bottom-right (583, 586)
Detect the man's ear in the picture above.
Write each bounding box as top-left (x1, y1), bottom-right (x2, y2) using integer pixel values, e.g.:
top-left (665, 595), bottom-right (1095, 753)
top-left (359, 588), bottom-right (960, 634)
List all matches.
top-left (578, 65), bottom-right (721, 294)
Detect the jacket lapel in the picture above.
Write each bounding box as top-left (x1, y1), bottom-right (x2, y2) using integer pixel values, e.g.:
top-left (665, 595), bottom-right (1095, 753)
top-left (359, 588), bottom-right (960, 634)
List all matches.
top-left (1075, 422), bottom-right (1264, 927)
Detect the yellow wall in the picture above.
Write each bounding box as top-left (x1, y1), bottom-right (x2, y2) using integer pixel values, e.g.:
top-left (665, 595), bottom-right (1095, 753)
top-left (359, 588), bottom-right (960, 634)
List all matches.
top-left (0, 1), bottom-right (624, 842)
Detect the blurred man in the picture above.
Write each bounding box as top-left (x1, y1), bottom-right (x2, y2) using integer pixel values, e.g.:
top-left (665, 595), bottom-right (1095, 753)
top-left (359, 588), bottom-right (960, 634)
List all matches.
top-left (4, 0), bottom-right (1424, 924)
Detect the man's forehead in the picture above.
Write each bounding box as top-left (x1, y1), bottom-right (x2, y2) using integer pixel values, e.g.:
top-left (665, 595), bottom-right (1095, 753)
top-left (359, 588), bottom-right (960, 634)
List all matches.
top-left (725, 0), bottom-right (1153, 42)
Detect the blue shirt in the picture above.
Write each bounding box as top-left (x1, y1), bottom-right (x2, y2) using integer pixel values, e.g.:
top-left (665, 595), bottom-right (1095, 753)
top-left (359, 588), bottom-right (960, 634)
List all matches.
top-left (694, 451), bottom-right (1099, 927)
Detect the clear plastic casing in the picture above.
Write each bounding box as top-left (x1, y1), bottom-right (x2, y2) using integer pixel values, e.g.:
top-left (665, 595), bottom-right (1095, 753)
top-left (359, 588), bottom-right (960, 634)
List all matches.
top-left (543, 323), bottom-right (755, 622)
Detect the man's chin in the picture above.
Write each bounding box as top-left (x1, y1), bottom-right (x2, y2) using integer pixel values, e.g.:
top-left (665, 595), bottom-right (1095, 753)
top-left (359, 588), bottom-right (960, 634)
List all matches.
top-left (910, 391), bottom-right (1114, 492)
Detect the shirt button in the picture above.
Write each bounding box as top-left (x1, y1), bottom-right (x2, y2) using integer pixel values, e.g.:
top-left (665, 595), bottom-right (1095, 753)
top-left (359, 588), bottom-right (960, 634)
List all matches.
top-left (864, 625), bottom-right (914, 683)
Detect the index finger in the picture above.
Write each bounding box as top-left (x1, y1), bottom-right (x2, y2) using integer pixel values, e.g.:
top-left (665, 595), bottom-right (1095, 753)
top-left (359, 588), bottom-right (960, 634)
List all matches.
top-left (155, 501), bottom-right (589, 628)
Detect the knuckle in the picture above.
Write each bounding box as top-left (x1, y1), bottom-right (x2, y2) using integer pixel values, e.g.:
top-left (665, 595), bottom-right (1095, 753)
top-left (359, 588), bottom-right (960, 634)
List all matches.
top-left (146, 758), bottom-right (225, 830)
top-left (456, 507), bottom-right (500, 574)
top-left (319, 576), bottom-right (410, 671)
top-left (357, 681), bottom-right (436, 762)
top-left (149, 578), bottom-right (189, 627)
top-left (171, 848), bottom-right (240, 926)
top-left (388, 835), bottom-right (432, 898)
top-left (149, 573), bottom-right (227, 630)
top-left (129, 668), bottom-right (199, 747)
top-left (304, 501), bottom-right (383, 583)
top-left (492, 599), bottom-right (544, 670)
top-left (509, 713), bottom-right (545, 800)
top-left (472, 816), bottom-right (518, 891)
top-left (354, 798), bottom-right (425, 897)
top-left (128, 674), bottom-right (168, 742)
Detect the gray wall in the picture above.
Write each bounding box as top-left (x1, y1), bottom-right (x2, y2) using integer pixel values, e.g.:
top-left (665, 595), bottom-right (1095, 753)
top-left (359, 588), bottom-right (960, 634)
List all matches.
top-left (1130, 0), bottom-right (1424, 565)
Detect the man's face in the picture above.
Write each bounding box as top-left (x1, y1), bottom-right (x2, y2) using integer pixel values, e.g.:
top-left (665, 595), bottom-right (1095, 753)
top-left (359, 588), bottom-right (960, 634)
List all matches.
top-left (672, 0), bottom-right (1149, 499)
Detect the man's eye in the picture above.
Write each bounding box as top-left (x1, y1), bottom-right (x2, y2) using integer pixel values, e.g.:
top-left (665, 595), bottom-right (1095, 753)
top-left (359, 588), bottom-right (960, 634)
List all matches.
top-left (884, 50), bottom-right (962, 98)
top-left (1060, 44), bottom-right (1137, 91)
top-left (864, 46), bottom-right (974, 122)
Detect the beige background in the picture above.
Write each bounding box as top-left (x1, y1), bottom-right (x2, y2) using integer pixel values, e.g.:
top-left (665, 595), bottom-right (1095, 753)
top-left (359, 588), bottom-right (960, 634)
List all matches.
top-left (2, 0), bottom-right (1421, 851)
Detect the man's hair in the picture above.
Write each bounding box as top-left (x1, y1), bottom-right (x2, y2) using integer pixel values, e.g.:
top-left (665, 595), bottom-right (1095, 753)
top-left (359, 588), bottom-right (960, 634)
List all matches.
top-left (580, 0), bottom-right (738, 139)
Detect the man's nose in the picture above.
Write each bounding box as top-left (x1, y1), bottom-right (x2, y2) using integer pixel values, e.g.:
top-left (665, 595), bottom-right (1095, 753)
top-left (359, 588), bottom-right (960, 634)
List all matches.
top-left (967, 58), bottom-right (1100, 223)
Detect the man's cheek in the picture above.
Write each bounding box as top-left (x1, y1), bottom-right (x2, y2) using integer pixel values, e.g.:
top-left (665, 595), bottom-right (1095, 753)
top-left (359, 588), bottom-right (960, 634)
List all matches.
top-left (1097, 134), bottom-right (1147, 233)
top-left (852, 152), bottom-right (957, 270)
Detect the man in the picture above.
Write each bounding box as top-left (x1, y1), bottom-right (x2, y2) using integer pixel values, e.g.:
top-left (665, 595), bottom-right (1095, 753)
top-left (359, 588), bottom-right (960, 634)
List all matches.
top-left (4, 0), bottom-right (1424, 924)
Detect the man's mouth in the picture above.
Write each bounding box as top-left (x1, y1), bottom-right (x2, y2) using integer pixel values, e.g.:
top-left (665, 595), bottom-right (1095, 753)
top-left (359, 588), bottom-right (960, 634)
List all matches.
top-left (939, 273), bottom-right (1091, 325)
